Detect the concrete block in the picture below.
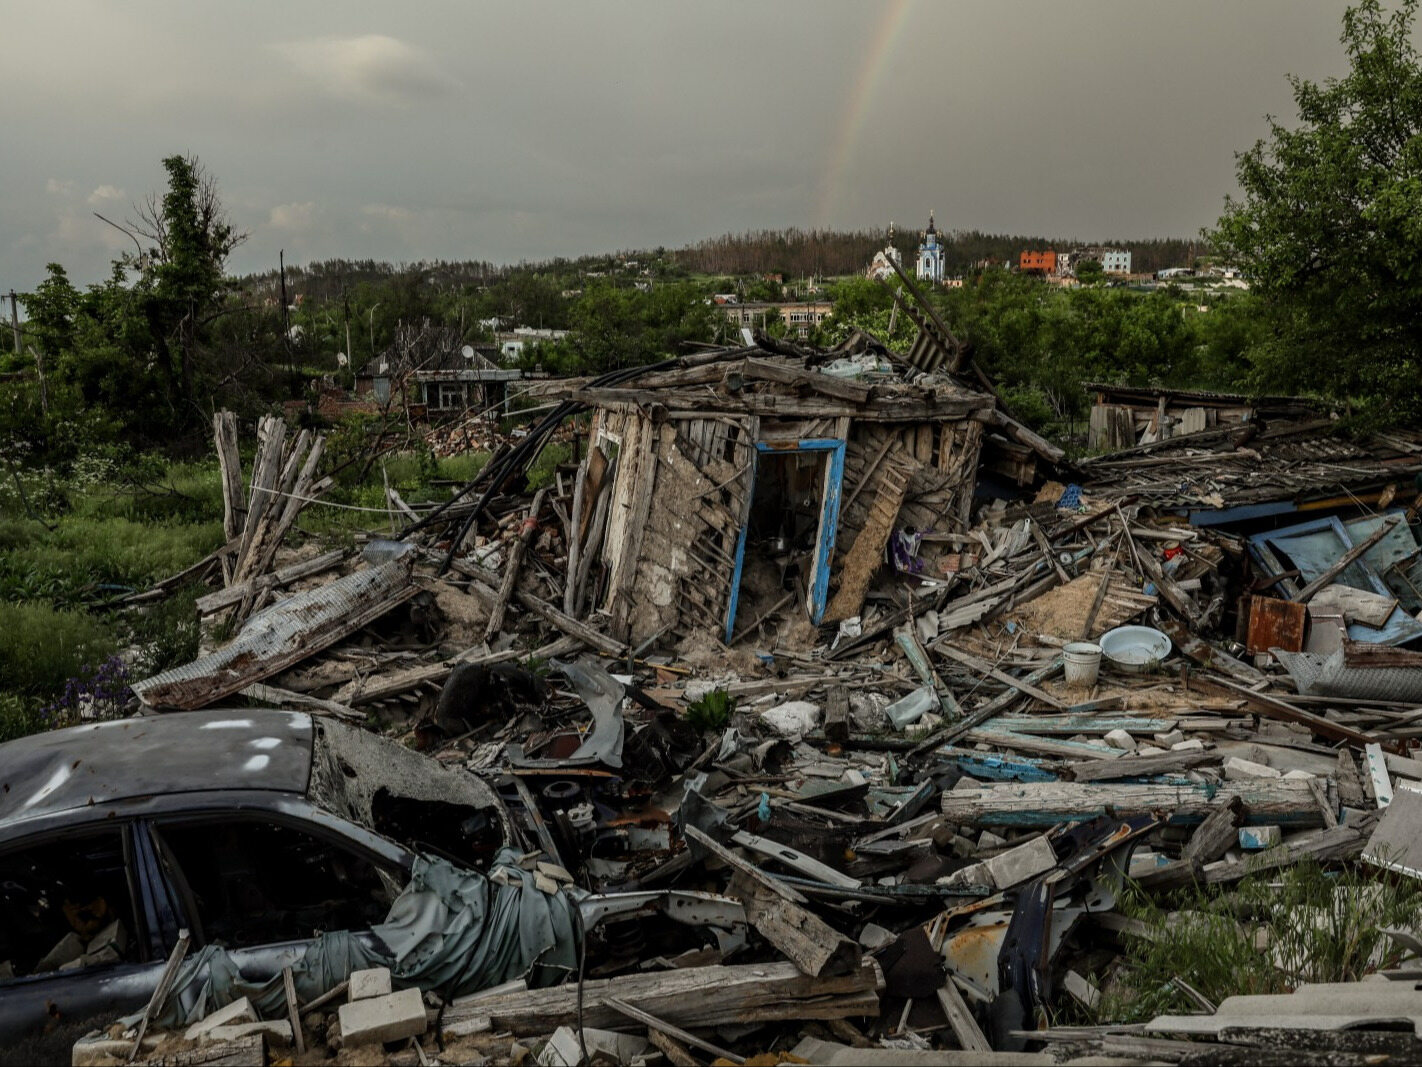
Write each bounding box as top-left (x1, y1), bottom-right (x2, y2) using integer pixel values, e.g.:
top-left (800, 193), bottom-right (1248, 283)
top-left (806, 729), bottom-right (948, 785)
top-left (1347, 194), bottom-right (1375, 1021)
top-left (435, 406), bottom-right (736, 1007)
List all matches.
top-left (1282, 769), bottom-right (1316, 780)
top-left (857, 923), bottom-right (895, 950)
top-left (1171, 739), bottom-right (1206, 753)
top-left (1224, 756), bottom-right (1280, 780)
top-left (983, 835), bottom-right (1057, 889)
top-left (938, 861), bottom-right (991, 888)
top-left (348, 967), bottom-right (392, 1002)
top-left (1136, 744), bottom-right (1167, 756)
top-left (1127, 850), bottom-right (1170, 878)
top-left (184, 997), bottom-right (257, 1041)
top-left (539, 1026), bottom-right (649, 1067)
top-left (35, 931), bottom-right (84, 972)
top-left (977, 830), bottom-right (1007, 849)
top-left (1104, 729), bottom-right (1137, 751)
top-left (1155, 730), bottom-right (1186, 747)
top-left (85, 919), bottom-right (127, 958)
top-left (337, 987), bottom-right (427, 1047)
top-left (206, 1020), bottom-right (293, 1047)
top-left (1239, 825), bottom-right (1282, 850)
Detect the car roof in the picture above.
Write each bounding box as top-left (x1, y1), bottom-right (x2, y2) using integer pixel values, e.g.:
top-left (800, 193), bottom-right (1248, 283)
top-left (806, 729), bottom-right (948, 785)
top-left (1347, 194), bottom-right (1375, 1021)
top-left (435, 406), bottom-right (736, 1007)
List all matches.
top-left (0, 710), bottom-right (313, 826)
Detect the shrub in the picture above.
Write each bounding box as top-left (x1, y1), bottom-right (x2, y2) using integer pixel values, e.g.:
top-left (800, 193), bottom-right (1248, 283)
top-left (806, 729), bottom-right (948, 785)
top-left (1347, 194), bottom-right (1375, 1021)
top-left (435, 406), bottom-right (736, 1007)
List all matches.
top-left (686, 688), bottom-right (736, 732)
top-left (1096, 861), bottom-right (1422, 1023)
top-left (526, 442), bottom-right (571, 491)
top-left (0, 601), bottom-right (116, 697)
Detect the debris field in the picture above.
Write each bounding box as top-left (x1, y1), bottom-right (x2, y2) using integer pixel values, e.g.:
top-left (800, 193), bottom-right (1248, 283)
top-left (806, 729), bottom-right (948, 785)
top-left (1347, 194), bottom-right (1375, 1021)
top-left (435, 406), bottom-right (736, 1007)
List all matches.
top-left (34, 288), bottom-right (1422, 1067)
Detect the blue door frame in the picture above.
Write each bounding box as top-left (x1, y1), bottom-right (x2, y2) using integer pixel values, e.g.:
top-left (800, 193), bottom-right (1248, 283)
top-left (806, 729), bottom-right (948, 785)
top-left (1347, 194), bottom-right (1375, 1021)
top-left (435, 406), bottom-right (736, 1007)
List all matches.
top-left (724, 439), bottom-right (846, 643)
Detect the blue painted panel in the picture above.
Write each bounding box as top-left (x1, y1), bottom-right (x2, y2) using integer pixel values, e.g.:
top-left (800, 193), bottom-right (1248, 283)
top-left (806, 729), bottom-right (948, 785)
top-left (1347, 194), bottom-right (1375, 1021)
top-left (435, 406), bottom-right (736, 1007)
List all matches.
top-left (1186, 500), bottom-right (1298, 527)
top-left (1249, 515), bottom-right (1422, 646)
top-left (951, 753), bottom-right (1057, 783)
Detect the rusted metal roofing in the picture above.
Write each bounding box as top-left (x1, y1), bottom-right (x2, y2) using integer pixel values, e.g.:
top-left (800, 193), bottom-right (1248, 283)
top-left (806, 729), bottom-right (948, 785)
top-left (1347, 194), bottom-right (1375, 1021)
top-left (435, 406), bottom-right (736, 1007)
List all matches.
top-left (132, 552), bottom-right (418, 710)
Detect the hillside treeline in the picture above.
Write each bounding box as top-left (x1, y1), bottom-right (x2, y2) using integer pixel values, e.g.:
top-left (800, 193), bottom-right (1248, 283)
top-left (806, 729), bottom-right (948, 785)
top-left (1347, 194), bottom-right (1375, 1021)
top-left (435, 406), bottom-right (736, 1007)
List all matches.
top-left (672, 228), bottom-right (1205, 277)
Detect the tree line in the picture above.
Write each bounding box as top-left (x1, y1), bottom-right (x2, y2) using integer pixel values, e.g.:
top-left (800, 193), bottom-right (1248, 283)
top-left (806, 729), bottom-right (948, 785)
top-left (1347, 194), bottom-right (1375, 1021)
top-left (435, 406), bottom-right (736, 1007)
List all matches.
top-left (4, 0), bottom-right (1419, 469)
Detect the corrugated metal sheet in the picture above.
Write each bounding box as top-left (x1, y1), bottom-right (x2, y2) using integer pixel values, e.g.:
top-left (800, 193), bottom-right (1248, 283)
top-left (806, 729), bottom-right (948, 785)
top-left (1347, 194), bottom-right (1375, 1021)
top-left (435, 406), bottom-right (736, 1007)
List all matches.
top-left (1274, 647), bottom-right (1422, 703)
top-left (133, 553), bottom-right (417, 710)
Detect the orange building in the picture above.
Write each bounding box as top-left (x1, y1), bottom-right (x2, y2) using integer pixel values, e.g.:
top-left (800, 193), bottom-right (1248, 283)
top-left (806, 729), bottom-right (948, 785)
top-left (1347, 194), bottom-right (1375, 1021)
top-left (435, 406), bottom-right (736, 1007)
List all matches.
top-left (1019, 250), bottom-right (1057, 274)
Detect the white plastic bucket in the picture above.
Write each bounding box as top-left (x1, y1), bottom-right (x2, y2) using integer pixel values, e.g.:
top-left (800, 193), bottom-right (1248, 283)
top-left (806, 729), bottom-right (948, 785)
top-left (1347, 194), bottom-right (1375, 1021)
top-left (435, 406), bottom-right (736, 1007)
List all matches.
top-left (1063, 641), bottom-right (1103, 688)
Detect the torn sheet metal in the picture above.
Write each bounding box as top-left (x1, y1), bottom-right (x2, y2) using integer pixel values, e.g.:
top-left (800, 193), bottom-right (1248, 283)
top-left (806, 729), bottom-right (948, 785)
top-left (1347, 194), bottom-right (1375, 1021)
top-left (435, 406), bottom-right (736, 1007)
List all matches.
top-left (507, 659), bottom-right (625, 769)
top-left (1363, 783), bottom-right (1422, 878)
top-left (1274, 647), bottom-right (1422, 703)
top-left (133, 546), bottom-right (418, 710)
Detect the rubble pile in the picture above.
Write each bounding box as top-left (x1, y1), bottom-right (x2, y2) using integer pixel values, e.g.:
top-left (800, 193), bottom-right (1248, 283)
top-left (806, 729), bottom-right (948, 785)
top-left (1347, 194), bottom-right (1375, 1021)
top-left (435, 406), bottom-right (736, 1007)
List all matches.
top-left (65, 295), bottom-right (1422, 1064)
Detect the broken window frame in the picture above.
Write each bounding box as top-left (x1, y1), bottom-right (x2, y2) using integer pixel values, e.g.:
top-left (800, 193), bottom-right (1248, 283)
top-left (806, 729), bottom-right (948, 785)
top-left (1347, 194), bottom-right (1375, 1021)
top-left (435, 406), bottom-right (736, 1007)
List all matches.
top-left (144, 809), bottom-right (407, 952)
top-left (724, 438), bottom-right (845, 641)
top-left (0, 822), bottom-right (149, 983)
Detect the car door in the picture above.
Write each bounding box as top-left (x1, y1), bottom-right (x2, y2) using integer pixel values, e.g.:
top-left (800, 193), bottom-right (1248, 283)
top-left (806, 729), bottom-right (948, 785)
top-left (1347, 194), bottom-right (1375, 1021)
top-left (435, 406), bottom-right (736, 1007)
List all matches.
top-left (0, 821), bottom-right (177, 1043)
top-left (146, 810), bottom-right (406, 988)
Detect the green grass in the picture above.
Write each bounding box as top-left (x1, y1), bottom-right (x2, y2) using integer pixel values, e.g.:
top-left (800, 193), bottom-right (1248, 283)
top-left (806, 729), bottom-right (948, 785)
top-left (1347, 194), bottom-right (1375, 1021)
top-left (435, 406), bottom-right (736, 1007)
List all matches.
top-left (526, 441), bottom-right (571, 491)
top-left (0, 601), bottom-right (116, 698)
top-left (1094, 862), bottom-right (1422, 1023)
top-left (0, 439), bottom-right (498, 738)
top-left (0, 516), bottom-right (224, 606)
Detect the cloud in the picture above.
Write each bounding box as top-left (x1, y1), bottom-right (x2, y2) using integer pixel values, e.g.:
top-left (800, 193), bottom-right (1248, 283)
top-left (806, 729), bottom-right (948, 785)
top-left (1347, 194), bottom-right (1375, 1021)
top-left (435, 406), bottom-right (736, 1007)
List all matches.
top-left (267, 202), bottom-right (317, 230)
top-left (271, 34), bottom-right (456, 104)
top-left (45, 178), bottom-right (74, 196)
top-left (87, 184), bottom-right (125, 206)
top-left (360, 203), bottom-right (413, 222)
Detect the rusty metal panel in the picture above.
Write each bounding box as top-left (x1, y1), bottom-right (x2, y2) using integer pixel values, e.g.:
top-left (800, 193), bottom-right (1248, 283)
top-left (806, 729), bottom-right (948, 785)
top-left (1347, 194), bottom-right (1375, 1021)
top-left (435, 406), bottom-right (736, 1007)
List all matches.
top-left (1246, 595), bottom-right (1307, 655)
top-left (133, 552), bottom-right (417, 710)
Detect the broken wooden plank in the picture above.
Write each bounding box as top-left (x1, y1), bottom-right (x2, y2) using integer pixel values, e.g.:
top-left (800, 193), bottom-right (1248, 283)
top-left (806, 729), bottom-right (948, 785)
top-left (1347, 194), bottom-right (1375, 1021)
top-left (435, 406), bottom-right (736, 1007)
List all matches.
top-left (442, 959), bottom-right (882, 1035)
top-left (485, 488), bottom-right (547, 640)
top-left (195, 548), bottom-right (348, 616)
top-left (1195, 676), bottom-right (1385, 749)
top-left (909, 656), bottom-right (1064, 757)
top-left (213, 410), bottom-right (245, 545)
top-left (731, 872), bottom-right (863, 979)
top-left (936, 979), bottom-right (992, 1054)
top-left (1182, 795), bottom-right (1246, 864)
top-left (1067, 749), bottom-right (1214, 782)
top-left (515, 589), bottom-right (625, 657)
top-left (605, 996), bottom-right (743, 1065)
top-left (128, 929), bottom-right (191, 1061)
top-left (934, 645), bottom-right (1068, 709)
top-left (940, 781), bottom-right (1327, 829)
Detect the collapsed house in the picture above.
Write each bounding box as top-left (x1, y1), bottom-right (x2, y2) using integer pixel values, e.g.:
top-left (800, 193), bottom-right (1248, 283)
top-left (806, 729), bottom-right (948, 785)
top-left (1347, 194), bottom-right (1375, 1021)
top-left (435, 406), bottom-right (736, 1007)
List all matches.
top-left (542, 337), bottom-right (1059, 649)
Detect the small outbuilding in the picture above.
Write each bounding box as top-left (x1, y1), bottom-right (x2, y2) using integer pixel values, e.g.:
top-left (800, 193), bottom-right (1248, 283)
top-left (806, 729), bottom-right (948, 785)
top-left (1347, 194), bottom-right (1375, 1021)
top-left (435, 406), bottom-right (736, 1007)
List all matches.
top-left (545, 334), bottom-right (1061, 646)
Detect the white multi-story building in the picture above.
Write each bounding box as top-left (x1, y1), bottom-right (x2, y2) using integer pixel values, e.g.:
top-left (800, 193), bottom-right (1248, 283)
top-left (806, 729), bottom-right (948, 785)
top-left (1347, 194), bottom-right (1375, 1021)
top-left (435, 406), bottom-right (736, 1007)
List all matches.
top-left (1099, 249), bottom-right (1132, 274)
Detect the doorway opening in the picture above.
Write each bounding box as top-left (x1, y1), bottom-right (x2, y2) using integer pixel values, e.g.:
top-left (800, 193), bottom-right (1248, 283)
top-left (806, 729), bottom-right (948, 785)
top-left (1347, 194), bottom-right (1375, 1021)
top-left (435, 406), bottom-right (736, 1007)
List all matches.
top-left (724, 439), bottom-right (845, 642)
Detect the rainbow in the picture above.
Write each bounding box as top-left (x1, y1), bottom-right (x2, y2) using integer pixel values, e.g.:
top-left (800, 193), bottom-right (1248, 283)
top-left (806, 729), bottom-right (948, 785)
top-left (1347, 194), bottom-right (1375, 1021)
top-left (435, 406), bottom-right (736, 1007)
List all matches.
top-left (815, 0), bottom-right (917, 229)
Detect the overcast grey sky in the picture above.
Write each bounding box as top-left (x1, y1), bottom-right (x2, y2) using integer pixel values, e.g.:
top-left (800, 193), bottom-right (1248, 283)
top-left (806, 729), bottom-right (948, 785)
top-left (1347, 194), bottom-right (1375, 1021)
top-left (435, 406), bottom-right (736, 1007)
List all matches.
top-left (0, 1), bottom-right (1380, 289)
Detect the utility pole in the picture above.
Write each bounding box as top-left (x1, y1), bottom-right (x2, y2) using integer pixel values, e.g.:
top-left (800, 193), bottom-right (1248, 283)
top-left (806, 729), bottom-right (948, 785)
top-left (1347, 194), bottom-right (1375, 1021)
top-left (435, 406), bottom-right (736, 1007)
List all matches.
top-left (8, 290), bottom-right (20, 355)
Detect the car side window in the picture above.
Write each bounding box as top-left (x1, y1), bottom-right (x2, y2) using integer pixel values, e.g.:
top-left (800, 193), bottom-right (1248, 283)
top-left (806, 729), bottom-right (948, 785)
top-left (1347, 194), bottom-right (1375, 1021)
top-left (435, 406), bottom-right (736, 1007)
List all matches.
top-left (0, 828), bottom-right (140, 981)
top-left (153, 818), bottom-right (397, 949)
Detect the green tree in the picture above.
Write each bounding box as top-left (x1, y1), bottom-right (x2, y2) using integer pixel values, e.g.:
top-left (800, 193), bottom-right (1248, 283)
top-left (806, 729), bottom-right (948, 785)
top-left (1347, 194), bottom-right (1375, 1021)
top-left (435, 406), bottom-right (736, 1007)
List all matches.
top-left (1075, 259), bottom-right (1104, 285)
top-left (1211, 0), bottom-right (1422, 417)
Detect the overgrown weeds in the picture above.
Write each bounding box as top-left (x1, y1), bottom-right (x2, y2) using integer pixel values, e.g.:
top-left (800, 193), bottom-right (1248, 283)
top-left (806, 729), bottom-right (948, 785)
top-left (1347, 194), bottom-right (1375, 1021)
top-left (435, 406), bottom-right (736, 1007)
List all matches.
top-left (1095, 861), bottom-right (1422, 1022)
